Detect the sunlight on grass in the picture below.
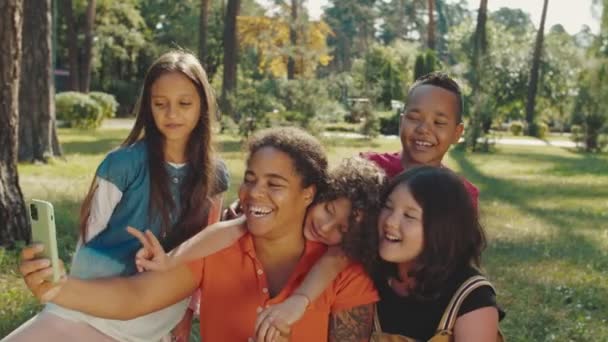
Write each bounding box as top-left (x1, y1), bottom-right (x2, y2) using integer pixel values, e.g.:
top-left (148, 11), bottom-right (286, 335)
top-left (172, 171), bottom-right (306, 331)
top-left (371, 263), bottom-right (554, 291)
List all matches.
top-left (1, 129), bottom-right (607, 340)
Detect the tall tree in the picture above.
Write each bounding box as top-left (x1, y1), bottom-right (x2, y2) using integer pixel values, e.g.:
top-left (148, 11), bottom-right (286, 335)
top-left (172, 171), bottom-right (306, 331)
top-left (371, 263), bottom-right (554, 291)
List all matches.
top-left (287, 0), bottom-right (300, 80)
top-left (61, 0), bottom-right (80, 91)
top-left (19, 0), bottom-right (62, 163)
top-left (427, 0), bottom-right (436, 50)
top-left (0, 0), bottom-right (30, 246)
top-left (199, 0), bottom-right (210, 64)
top-left (525, 0), bottom-right (549, 136)
top-left (80, 0), bottom-right (96, 92)
top-left (221, 0), bottom-right (240, 117)
top-left (466, 0), bottom-right (488, 151)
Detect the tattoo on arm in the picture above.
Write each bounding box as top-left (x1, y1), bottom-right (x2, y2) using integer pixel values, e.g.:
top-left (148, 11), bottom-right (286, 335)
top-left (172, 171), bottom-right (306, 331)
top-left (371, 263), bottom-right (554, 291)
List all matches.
top-left (329, 303), bottom-right (374, 342)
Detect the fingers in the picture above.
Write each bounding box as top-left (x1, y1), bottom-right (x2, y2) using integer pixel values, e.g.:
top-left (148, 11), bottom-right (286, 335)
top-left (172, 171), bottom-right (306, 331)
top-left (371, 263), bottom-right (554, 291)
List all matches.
top-left (255, 307), bottom-right (272, 335)
top-left (266, 326), bottom-right (280, 342)
top-left (24, 266), bottom-right (53, 288)
top-left (256, 316), bottom-right (273, 342)
top-left (20, 244), bottom-right (43, 261)
top-left (144, 230), bottom-right (164, 254)
top-left (271, 318), bottom-right (291, 336)
top-left (19, 258), bottom-right (50, 277)
top-left (126, 226), bottom-right (153, 254)
top-left (135, 257), bottom-right (161, 272)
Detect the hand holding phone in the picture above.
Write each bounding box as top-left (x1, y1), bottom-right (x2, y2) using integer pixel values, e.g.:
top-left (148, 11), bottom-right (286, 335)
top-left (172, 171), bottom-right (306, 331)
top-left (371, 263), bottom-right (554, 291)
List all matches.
top-left (27, 199), bottom-right (61, 283)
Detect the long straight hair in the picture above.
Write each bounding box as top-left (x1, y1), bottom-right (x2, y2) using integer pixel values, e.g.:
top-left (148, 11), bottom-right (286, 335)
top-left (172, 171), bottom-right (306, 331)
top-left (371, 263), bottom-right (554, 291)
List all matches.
top-left (79, 51), bottom-right (218, 248)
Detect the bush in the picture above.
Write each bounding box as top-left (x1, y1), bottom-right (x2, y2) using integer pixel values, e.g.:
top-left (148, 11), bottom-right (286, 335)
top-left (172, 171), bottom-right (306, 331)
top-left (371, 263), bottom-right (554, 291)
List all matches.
top-left (537, 121), bottom-right (549, 139)
top-left (89, 92), bottom-right (118, 119)
top-left (509, 121), bottom-right (524, 136)
top-left (380, 110), bottom-right (401, 135)
top-left (55, 92), bottom-right (103, 129)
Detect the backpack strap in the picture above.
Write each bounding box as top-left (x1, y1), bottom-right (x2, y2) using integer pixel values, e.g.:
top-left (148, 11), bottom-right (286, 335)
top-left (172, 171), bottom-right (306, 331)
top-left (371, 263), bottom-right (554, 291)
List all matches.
top-left (373, 306), bottom-right (383, 333)
top-left (436, 275), bottom-right (496, 334)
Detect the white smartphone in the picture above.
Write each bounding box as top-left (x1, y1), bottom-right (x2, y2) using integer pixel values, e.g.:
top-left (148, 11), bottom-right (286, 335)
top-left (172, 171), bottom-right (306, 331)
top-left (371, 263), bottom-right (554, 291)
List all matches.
top-left (27, 199), bottom-right (61, 283)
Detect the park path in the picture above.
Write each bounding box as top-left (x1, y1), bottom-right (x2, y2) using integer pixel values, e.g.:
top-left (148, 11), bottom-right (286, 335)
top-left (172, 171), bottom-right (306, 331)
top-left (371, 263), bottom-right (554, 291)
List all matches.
top-left (102, 118), bottom-right (577, 148)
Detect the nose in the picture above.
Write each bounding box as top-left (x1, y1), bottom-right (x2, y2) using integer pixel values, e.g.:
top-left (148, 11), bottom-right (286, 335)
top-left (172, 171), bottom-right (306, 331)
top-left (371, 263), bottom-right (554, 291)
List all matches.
top-left (383, 210), bottom-right (400, 230)
top-left (414, 119), bottom-right (430, 134)
top-left (249, 182), bottom-right (265, 199)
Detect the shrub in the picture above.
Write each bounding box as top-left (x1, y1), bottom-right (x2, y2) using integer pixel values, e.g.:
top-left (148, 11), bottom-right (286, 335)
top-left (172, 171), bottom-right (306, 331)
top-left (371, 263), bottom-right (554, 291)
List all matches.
top-left (509, 121), bottom-right (524, 136)
top-left (380, 110), bottom-right (401, 135)
top-left (89, 91), bottom-right (118, 119)
top-left (536, 121), bottom-right (549, 139)
top-left (55, 92), bottom-right (103, 129)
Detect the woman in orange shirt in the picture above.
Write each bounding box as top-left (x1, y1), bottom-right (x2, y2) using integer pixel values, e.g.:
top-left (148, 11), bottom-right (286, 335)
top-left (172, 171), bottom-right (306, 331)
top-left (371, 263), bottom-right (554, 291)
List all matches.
top-left (17, 127), bottom-right (378, 342)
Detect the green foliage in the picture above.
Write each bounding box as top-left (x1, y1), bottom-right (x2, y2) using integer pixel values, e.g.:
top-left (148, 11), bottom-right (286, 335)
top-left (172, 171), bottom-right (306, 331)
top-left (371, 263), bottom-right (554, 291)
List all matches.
top-left (413, 49), bottom-right (441, 81)
top-left (380, 110), bottom-right (401, 135)
top-left (536, 121), bottom-right (549, 139)
top-left (88, 92), bottom-right (118, 119)
top-left (572, 65), bottom-right (608, 152)
top-left (55, 92), bottom-right (104, 129)
top-left (509, 121), bottom-right (524, 136)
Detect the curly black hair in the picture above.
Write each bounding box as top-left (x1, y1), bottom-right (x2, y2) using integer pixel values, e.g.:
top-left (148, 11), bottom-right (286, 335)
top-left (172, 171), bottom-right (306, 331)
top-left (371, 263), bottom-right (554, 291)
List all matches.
top-left (318, 157), bottom-right (387, 274)
top-left (246, 127), bottom-right (329, 199)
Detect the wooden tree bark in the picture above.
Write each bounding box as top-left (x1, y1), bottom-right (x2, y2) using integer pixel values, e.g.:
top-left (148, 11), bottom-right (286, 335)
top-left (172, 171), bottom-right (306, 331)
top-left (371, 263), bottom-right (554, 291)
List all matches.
top-left (0, 0), bottom-right (30, 246)
top-left (427, 0), bottom-right (436, 50)
top-left (287, 0), bottom-right (299, 80)
top-left (525, 0), bottom-right (549, 136)
top-left (466, 0), bottom-right (488, 151)
top-left (79, 0), bottom-right (96, 93)
top-left (221, 0), bottom-right (240, 118)
top-left (61, 0), bottom-right (79, 91)
top-left (199, 0), bottom-right (210, 66)
top-left (19, 0), bottom-right (62, 163)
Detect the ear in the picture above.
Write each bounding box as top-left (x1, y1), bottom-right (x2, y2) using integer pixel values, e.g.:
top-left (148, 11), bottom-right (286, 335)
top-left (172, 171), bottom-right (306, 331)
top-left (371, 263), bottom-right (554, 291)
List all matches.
top-left (452, 122), bottom-right (464, 144)
top-left (303, 184), bottom-right (316, 206)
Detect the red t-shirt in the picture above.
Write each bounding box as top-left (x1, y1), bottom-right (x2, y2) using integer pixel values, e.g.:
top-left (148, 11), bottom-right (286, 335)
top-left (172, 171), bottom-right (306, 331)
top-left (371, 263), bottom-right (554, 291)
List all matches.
top-left (360, 151), bottom-right (479, 209)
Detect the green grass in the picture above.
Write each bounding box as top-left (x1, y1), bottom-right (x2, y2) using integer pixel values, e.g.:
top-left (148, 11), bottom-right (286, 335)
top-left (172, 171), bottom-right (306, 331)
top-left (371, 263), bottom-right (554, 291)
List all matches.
top-left (1, 128), bottom-right (607, 340)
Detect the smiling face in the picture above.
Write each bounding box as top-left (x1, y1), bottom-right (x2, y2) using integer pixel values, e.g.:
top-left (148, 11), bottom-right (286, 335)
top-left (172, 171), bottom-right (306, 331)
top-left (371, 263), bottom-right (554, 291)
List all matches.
top-left (377, 183), bottom-right (424, 264)
top-left (303, 197), bottom-right (352, 246)
top-left (238, 146), bottom-right (315, 239)
top-left (400, 85), bottom-right (464, 167)
top-left (150, 71), bottom-right (202, 145)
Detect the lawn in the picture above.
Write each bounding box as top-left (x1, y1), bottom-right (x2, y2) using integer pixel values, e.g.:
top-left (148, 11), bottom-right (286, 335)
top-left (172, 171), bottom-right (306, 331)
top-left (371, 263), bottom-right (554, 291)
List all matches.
top-left (1, 127), bottom-right (607, 340)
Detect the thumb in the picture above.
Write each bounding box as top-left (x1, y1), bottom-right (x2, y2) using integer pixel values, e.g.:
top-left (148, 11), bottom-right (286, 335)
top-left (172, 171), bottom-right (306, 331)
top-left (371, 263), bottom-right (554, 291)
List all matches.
top-left (136, 258), bottom-right (163, 272)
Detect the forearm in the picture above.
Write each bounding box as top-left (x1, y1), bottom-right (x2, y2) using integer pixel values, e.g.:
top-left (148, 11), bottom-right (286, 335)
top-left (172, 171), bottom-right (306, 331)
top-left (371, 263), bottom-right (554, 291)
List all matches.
top-left (52, 265), bottom-right (197, 320)
top-left (168, 217), bottom-right (246, 267)
top-left (295, 247), bottom-right (349, 301)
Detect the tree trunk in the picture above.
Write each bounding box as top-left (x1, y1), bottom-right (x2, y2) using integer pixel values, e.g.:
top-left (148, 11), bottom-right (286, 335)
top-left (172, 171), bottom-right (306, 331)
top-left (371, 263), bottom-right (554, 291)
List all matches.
top-left (80, 0), bottom-right (96, 93)
top-left (19, 0), bottom-right (61, 163)
top-left (525, 0), bottom-right (549, 136)
top-left (61, 0), bottom-right (79, 91)
top-left (287, 0), bottom-right (298, 80)
top-left (466, 0), bottom-right (488, 151)
top-left (199, 0), bottom-right (210, 66)
top-left (427, 0), bottom-right (436, 50)
top-left (0, 0), bottom-right (30, 246)
top-left (221, 0), bottom-right (240, 118)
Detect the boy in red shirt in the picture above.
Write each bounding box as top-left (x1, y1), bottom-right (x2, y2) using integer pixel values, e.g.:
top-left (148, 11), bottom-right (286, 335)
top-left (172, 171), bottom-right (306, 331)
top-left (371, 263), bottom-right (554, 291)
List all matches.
top-left (361, 72), bottom-right (479, 208)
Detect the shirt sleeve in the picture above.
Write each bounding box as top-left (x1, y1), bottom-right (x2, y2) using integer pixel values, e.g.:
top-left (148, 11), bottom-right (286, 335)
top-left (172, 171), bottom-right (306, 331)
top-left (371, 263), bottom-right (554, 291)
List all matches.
top-left (458, 285), bottom-right (504, 320)
top-left (95, 146), bottom-right (144, 192)
top-left (84, 177), bottom-right (123, 243)
top-left (330, 263), bottom-right (379, 313)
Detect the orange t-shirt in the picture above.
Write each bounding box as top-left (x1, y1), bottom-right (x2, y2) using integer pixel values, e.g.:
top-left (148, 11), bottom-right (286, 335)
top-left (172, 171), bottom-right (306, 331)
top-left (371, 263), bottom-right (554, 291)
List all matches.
top-left (187, 233), bottom-right (379, 341)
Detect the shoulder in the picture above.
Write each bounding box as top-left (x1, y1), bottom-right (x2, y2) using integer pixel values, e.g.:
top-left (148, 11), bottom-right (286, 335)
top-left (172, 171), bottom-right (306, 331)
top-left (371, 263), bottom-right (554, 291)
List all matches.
top-left (330, 261), bottom-right (379, 312)
top-left (360, 151), bottom-right (403, 176)
top-left (96, 141), bottom-right (148, 190)
top-left (448, 268), bottom-right (502, 319)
